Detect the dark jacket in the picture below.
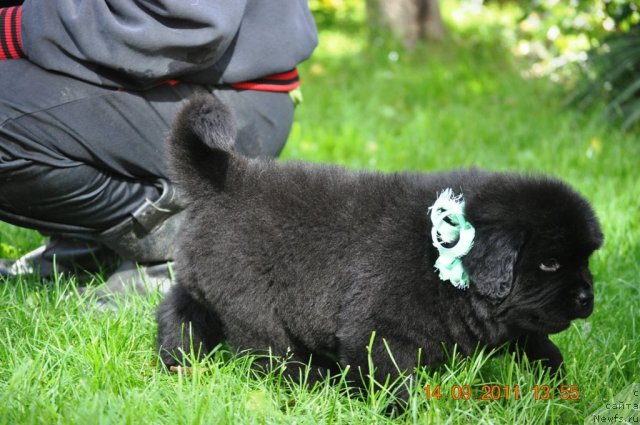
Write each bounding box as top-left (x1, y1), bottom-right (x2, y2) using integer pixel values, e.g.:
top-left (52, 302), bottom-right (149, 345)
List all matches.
top-left (5, 0), bottom-right (317, 90)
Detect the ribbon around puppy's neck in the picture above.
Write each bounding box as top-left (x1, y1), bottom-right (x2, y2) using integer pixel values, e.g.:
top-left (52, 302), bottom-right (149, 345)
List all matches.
top-left (429, 188), bottom-right (475, 289)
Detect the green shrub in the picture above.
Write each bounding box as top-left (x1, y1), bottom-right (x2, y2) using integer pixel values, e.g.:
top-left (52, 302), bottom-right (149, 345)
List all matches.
top-left (571, 25), bottom-right (640, 129)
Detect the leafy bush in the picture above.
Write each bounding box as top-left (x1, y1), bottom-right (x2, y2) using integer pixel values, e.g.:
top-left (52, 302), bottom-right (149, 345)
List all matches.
top-left (511, 0), bottom-right (640, 129)
top-left (308, 0), bottom-right (363, 26)
top-left (572, 26), bottom-right (640, 129)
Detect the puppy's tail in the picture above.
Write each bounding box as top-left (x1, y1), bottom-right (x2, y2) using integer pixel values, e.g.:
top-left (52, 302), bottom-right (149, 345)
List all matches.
top-left (167, 94), bottom-right (237, 198)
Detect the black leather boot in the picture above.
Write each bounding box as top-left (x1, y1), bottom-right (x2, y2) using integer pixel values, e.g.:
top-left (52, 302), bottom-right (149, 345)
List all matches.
top-left (85, 179), bottom-right (184, 300)
top-left (0, 237), bottom-right (118, 280)
top-left (2, 179), bottom-right (183, 300)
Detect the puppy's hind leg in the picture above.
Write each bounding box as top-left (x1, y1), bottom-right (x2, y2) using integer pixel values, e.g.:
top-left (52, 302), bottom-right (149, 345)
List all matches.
top-left (156, 283), bottom-right (223, 368)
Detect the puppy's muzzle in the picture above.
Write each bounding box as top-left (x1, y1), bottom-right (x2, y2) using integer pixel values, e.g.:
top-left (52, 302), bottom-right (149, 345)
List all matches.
top-left (572, 266), bottom-right (595, 318)
top-left (572, 288), bottom-right (593, 318)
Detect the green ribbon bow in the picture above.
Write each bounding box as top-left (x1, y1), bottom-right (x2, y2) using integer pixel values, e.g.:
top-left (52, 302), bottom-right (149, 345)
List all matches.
top-left (429, 188), bottom-right (475, 289)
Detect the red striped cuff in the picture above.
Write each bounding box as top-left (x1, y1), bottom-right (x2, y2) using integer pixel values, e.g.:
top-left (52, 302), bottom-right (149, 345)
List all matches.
top-left (160, 69), bottom-right (301, 92)
top-left (230, 69), bottom-right (301, 92)
top-left (0, 6), bottom-right (25, 60)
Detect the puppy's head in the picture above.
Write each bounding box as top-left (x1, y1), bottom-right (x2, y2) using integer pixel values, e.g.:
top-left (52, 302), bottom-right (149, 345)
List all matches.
top-left (462, 175), bottom-right (603, 334)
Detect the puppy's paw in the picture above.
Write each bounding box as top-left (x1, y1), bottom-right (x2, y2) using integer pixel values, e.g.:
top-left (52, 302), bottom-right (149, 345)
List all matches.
top-left (511, 332), bottom-right (564, 375)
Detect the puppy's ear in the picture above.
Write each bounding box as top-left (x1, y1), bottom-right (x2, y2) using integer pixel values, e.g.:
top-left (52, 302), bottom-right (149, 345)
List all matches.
top-left (463, 227), bottom-right (525, 300)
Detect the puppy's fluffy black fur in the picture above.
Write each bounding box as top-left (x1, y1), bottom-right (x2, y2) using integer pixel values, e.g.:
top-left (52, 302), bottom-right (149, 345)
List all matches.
top-left (157, 95), bottom-right (603, 394)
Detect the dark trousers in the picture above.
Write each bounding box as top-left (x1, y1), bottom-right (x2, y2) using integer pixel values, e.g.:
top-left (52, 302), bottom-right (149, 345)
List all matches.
top-left (0, 60), bottom-right (294, 237)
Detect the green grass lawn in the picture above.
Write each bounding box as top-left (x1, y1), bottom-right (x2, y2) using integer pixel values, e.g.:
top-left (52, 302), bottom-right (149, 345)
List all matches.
top-left (1, 6), bottom-right (639, 425)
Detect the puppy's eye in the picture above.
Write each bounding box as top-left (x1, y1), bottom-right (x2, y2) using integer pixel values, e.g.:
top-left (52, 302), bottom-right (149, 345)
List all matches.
top-left (539, 258), bottom-right (561, 272)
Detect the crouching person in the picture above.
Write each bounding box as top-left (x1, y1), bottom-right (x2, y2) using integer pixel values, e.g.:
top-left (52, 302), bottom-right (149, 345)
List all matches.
top-left (0, 1), bottom-right (317, 295)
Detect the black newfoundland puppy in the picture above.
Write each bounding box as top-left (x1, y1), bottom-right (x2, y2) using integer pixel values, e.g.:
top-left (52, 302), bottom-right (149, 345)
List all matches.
top-left (157, 95), bottom-right (603, 398)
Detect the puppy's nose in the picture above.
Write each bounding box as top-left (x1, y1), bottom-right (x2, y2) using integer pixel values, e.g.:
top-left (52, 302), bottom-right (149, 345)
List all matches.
top-left (576, 291), bottom-right (592, 306)
top-left (574, 290), bottom-right (593, 317)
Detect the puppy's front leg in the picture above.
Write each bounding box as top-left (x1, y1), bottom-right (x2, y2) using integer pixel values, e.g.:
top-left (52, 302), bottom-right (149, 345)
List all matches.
top-left (341, 335), bottom-right (425, 410)
top-left (511, 332), bottom-right (563, 374)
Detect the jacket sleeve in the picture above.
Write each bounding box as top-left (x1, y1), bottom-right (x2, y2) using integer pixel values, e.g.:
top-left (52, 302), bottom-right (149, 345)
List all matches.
top-left (0, 6), bottom-right (25, 60)
top-left (19, 0), bottom-right (248, 89)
